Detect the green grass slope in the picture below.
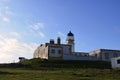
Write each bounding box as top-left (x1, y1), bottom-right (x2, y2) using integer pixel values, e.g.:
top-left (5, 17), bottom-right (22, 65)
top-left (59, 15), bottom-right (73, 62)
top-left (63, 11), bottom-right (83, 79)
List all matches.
top-left (20, 58), bottom-right (111, 69)
top-left (0, 59), bottom-right (120, 80)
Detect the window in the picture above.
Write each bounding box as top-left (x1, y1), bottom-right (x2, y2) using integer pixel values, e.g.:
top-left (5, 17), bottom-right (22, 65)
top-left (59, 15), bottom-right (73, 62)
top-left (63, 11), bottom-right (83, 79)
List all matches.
top-left (95, 54), bottom-right (97, 57)
top-left (104, 53), bottom-right (109, 59)
top-left (58, 50), bottom-right (62, 54)
top-left (84, 54), bottom-right (88, 56)
top-left (69, 47), bottom-right (71, 52)
top-left (117, 59), bottom-right (120, 64)
top-left (113, 53), bottom-right (118, 57)
top-left (51, 49), bottom-right (55, 53)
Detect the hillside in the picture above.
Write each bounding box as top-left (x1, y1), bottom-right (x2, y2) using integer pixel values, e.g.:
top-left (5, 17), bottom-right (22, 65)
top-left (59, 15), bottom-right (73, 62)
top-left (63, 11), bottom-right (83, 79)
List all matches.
top-left (19, 58), bottom-right (111, 69)
top-left (0, 58), bottom-right (111, 69)
top-left (1, 59), bottom-right (120, 80)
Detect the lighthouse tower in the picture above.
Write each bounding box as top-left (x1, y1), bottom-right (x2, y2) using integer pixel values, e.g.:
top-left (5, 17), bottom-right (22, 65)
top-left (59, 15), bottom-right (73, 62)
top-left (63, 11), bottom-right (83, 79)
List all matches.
top-left (66, 31), bottom-right (75, 52)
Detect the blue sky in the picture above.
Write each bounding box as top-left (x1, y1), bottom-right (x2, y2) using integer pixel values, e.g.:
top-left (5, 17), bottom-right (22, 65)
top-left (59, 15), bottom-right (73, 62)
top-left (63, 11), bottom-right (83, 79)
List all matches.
top-left (0, 0), bottom-right (120, 63)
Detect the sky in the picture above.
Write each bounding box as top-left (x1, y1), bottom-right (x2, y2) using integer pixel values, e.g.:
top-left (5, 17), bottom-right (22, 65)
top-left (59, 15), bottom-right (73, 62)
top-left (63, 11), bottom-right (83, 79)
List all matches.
top-left (0, 0), bottom-right (120, 63)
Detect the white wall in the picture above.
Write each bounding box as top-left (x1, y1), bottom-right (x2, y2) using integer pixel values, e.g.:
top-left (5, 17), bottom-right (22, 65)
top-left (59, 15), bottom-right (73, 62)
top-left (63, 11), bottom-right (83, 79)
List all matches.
top-left (111, 57), bottom-right (120, 68)
top-left (89, 49), bottom-right (120, 61)
top-left (62, 45), bottom-right (71, 55)
top-left (49, 47), bottom-right (62, 57)
top-left (63, 54), bottom-right (97, 61)
top-left (33, 44), bottom-right (48, 59)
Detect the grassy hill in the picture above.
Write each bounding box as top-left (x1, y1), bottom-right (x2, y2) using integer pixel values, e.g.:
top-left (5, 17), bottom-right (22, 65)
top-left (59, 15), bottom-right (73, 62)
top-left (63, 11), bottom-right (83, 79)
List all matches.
top-left (20, 58), bottom-right (111, 69)
top-left (0, 58), bottom-right (111, 69)
top-left (0, 58), bottom-right (120, 80)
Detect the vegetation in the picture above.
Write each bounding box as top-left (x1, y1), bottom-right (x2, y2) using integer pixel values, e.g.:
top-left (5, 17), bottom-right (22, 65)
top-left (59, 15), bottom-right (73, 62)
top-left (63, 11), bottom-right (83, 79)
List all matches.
top-left (0, 58), bottom-right (120, 80)
top-left (20, 58), bottom-right (111, 69)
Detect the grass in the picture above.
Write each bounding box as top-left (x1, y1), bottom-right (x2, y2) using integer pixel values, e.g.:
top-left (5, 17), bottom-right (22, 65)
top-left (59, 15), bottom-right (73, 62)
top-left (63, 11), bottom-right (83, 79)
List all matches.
top-left (0, 58), bottom-right (120, 80)
top-left (20, 58), bottom-right (111, 69)
top-left (0, 68), bottom-right (120, 80)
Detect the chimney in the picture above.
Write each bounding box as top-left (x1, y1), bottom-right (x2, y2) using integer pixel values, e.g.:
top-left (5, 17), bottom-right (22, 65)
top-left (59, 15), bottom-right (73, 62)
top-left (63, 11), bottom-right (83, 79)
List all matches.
top-left (50, 39), bottom-right (54, 44)
top-left (57, 37), bottom-right (61, 45)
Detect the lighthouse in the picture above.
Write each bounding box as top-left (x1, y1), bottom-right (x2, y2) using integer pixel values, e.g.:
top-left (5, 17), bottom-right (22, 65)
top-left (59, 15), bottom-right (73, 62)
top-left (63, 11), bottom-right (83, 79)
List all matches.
top-left (66, 31), bottom-right (75, 52)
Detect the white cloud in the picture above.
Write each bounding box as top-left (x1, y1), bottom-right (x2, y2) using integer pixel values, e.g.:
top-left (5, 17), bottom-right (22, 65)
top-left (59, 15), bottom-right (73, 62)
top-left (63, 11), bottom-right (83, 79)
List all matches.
top-left (0, 34), bottom-right (39, 63)
top-left (5, 6), bottom-right (14, 15)
top-left (29, 22), bottom-right (46, 38)
top-left (10, 32), bottom-right (20, 38)
top-left (39, 32), bottom-right (45, 38)
top-left (2, 16), bottom-right (9, 23)
top-left (0, 0), bottom-right (13, 23)
top-left (30, 22), bottom-right (44, 30)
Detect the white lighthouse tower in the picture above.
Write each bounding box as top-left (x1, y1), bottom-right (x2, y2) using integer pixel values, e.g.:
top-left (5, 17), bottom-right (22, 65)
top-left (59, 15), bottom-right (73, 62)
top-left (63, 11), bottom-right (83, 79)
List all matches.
top-left (66, 31), bottom-right (75, 52)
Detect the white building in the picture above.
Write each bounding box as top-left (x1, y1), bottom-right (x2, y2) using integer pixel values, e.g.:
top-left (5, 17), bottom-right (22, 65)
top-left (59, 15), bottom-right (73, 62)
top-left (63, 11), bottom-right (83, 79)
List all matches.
top-left (34, 31), bottom-right (120, 61)
top-left (89, 49), bottom-right (120, 61)
top-left (34, 31), bottom-right (95, 60)
top-left (111, 57), bottom-right (120, 68)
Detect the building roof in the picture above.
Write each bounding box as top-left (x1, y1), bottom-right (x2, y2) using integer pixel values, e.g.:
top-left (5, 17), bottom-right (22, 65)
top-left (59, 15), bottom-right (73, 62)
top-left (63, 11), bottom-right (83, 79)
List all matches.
top-left (67, 31), bottom-right (74, 36)
top-left (100, 49), bottom-right (120, 52)
top-left (89, 49), bottom-right (120, 52)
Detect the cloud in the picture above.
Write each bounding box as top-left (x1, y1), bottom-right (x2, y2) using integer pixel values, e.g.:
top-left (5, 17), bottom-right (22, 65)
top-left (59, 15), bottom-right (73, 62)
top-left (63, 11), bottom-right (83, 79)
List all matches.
top-left (0, 0), bottom-right (13, 23)
top-left (29, 22), bottom-right (46, 38)
top-left (5, 6), bottom-right (14, 15)
top-left (10, 32), bottom-right (20, 38)
top-left (39, 32), bottom-right (45, 38)
top-left (30, 22), bottom-right (45, 30)
top-left (2, 16), bottom-right (9, 23)
top-left (0, 34), bottom-right (39, 63)
top-left (0, 12), bottom-right (10, 23)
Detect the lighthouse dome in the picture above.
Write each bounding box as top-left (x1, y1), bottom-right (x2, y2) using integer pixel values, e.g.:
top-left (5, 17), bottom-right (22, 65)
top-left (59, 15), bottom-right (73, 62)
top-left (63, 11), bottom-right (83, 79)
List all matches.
top-left (66, 31), bottom-right (74, 41)
top-left (67, 31), bottom-right (74, 36)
